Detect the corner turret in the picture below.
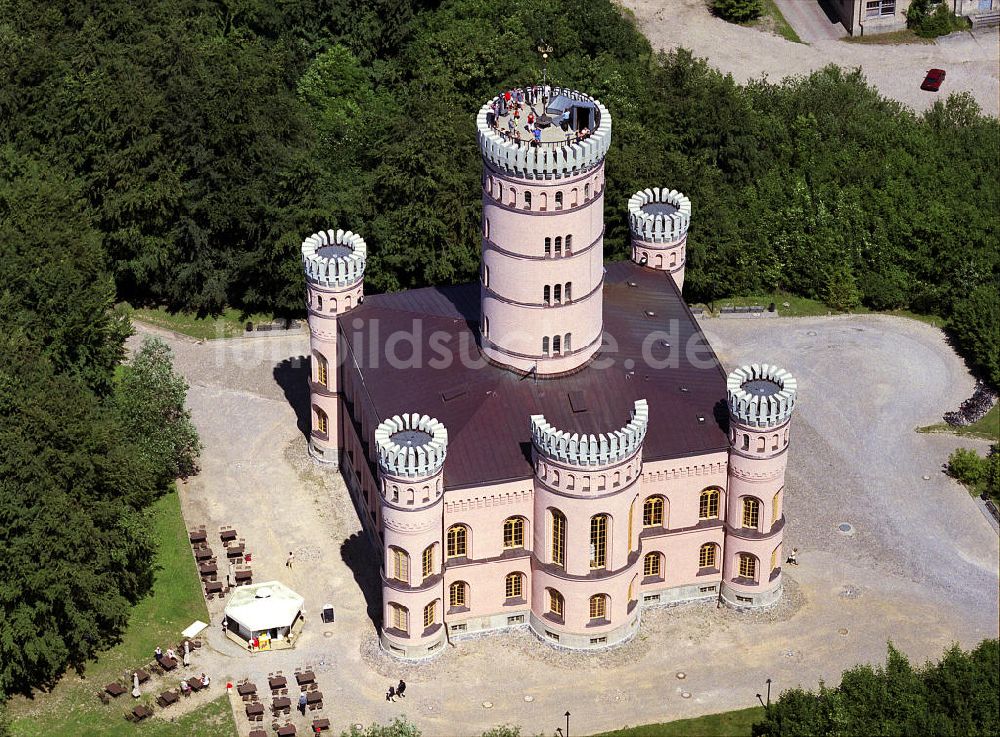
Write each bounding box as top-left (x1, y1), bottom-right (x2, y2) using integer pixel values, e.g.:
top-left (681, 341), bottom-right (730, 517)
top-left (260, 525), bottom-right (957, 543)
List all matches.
top-left (628, 188), bottom-right (691, 292)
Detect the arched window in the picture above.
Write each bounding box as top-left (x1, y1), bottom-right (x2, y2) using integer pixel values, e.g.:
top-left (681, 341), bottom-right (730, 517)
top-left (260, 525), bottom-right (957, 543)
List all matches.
top-left (643, 551), bottom-right (662, 578)
top-left (539, 192), bottom-right (548, 211)
top-left (498, 183), bottom-right (504, 202)
top-left (564, 333), bottom-right (571, 351)
top-left (423, 600), bottom-right (437, 628)
top-left (566, 473), bottom-right (575, 490)
top-left (503, 517), bottom-right (525, 549)
top-left (553, 335), bottom-right (561, 354)
top-left (505, 572), bottom-right (523, 600)
top-left (589, 594), bottom-right (607, 620)
top-left (555, 236), bottom-right (562, 255)
top-left (565, 282), bottom-right (572, 302)
top-left (548, 589), bottom-right (564, 619)
top-left (554, 284), bottom-right (562, 304)
top-left (772, 433), bottom-right (779, 450)
top-left (742, 434), bottom-right (750, 451)
top-left (317, 295), bottom-right (323, 310)
top-left (756, 436), bottom-right (766, 452)
top-left (565, 234), bottom-right (573, 252)
top-left (670, 251), bottom-right (677, 267)
top-left (315, 408), bottom-right (328, 435)
top-left (449, 581), bottom-right (467, 608)
top-left (590, 514), bottom-right (608, 570)
top-left (597, 475), bottom-right (606, 491)
top-left (699, 489), bottom-right (720, 520)
top-left (446, 525), bottom-right (468, 558)
top-left (482, 315), bottom-right (489, 337)
top-left (524, 191), bottom-right (532, 209)
top-left (550, 510), bottom-right (566, 567)
top-left (738, 553), bottom-right (758, 581)
top-left (628, 575), bottom-right (637, 603)
top-left (542, 336), bottom-right (550, 355)
top-left (772, 490), bottom-right (782, 524)
top-left (613, 470), bottom-right (621, 487)
top-left (655, 254), bottom-right (663, 269)
top-left (585, 183), bottom-right (591, 200)
top-left (482, 264), bottom-right (490, 287)
top-left (544, 237), bottom-right (551, 256)
top-left (742, 498), bottom-right (760, 529)
top-left (484, 218), bottom-right (490, 238)
top-left (771, 544), bottom-right (780, 572)
top-left (627, 498), bottom-right (635, 551)
top-left (699, 543), bottom-right (717, 569)
top-left (555, 191), bottom-right (563, 210)
top-left (543, 285), bottom-right (551, 305)
top-left (509, 187), bottom-right (517, 207)
top-left (643, 496), bottom-right (664, 527)
top-left (421, 545), bottom-right (435, 579)
top-left (389, 603), bottom-right (408, 633)
top-left (570, 188), bottom-right (578, 206)
top-left (390, 547), bottom-right (409, 583)
top-left (316, 354), bottom-right (328, 387)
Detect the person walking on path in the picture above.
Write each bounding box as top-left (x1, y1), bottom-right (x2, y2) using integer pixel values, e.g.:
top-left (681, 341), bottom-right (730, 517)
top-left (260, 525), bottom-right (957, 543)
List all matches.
top-left (786, 547), bottom-right (799, 565)
top-left (386, 686), bottom-right (396, 702)
top-left (396, 679), bottom-right (406, 698)
top-left (298, 693), bottom-right (307, 715)
top-left (286, 551), bottom-right (294, 569)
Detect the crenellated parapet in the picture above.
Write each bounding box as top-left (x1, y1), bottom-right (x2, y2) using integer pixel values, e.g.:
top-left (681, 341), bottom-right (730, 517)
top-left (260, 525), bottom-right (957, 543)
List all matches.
top-left (628, 188), bottom-right (691, 243)
top-left (375, 414), bottom-right (448, 480)
top-left (530, 399), bottom-right (648, 467)
top-left (727, 365), bottom-right (796, 429)
top-left (301, 229), bottom-right (367, 288)
top-left (476, 88), bottom-right (612, 180)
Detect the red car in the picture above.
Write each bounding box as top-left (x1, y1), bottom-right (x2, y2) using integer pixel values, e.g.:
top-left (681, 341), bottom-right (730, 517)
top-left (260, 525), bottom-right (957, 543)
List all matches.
top-left (921, 68), bottom-right (946, 92)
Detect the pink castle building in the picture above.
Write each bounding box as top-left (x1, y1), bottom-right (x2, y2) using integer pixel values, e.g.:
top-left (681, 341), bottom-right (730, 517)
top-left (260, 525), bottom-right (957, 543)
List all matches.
top-left (302, 87), bottom-right (798, 658)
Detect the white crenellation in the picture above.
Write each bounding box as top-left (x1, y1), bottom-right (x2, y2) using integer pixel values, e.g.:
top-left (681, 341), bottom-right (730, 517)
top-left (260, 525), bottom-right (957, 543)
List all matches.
top-left (301, 228), bottom-right (367, 287)
top-left (530, 399), bottom-right (648, 468)
top-left (476, 88), bottom-right (612, 180)
top-left (727, 364), bottom-right (797, 429)
top-left (628, 188), bottom-right (691, 243)
top-left (375, 413), bottom-right (448, 479)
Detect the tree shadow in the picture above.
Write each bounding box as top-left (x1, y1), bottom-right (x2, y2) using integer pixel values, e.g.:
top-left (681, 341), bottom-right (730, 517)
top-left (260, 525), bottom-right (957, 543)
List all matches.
top-left (713, 398), bottom-right (731, 434)
top-left (340, 531), bottom-right (382, 631)
top-left (273, 356), bottom-right (311, 439)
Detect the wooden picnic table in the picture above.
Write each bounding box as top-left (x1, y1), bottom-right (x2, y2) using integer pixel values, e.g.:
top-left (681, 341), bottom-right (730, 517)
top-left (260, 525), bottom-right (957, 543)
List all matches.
top-left (105, 682), bottom-right (126, 697)
top-left (194, 548), bottom-right (213, 561)
top-left (295, 671), bottom-right (315, 686)
top-left (220, 529), bottom-right (238, 542)
top-left (189, 530), bottom-right (207, 544)
top-left (156, 690), bottom-right (178, 707)
top-left (268, 675), bottom-right (287, 690)
top-left (160, 656), bottom-right (178, 671)
top-left (277, 725), bottom-right (297, 736)
top-left (225, 544), bottom-right (245, 558)
top-left (198, 562), bottom-right (217, 576)
top-left (312, 718), bottom-right (331, 732)
top-left (245, 702), bottom-right (264, 718)
top-left (187, 677), bottom-right (205, 692)
top-left (272, 696), bottom-right (291, 711)
top-left (234, 569), bottom-right (252, 582)
top-left (132, 705), bottom-right (152, 720)
top-left (249, 730), bottom-right (267, 737)
top-left (237, 682), bottom-right (257, 696)
top-left (204, 581), bottom-right (223, 594)
top-left (135, 669), bottom-right (150, 684)
top-left (306, 690), bottom-right (323, 704)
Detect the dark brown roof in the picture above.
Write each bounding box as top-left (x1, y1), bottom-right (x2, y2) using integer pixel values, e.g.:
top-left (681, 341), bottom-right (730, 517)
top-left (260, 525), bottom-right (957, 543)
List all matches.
top-left (341, 261), bottom-right (729, 490)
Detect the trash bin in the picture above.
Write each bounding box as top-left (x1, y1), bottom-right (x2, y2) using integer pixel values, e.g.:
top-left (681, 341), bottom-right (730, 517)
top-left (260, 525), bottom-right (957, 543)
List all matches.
top-left (321, 604), bottom-right (334, 623)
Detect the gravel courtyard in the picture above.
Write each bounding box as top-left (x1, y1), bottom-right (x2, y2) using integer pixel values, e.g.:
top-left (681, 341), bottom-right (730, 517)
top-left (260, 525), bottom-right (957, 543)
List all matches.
top-left (133, 313), bottom-right (998, 736)
top-left (620, 0), bottom-right (999, 116)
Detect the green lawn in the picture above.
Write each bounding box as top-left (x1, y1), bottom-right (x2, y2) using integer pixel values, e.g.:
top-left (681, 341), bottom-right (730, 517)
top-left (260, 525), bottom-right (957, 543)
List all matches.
top-left (591, 706), bottom-right (764, 737)
top-left (918, 402), bottom-right (1000, 443)
top-left (693, 293), bottom-right (945, 327)
top-left (127, 305), bottom-right (275, 340)
top-left (842, 28), bottom-right (934, 44)
top-left (7, 492), bottom-right (231, 737)
top-left (757, 0), bottom-right (802, 43)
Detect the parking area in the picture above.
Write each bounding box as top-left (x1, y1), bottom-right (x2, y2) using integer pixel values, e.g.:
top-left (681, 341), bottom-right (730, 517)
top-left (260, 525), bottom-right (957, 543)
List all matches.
top-left (136, 311), bottom-right (998, 736)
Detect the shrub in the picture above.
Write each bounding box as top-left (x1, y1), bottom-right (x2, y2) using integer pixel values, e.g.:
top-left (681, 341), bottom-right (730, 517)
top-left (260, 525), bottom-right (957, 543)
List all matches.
top-left (713, 0), bottom-right (764, 23)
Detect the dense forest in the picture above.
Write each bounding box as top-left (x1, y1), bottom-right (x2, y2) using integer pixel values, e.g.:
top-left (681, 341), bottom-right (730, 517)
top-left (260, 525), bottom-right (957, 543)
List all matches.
top-left (1, 0), bottom-right (997, 383)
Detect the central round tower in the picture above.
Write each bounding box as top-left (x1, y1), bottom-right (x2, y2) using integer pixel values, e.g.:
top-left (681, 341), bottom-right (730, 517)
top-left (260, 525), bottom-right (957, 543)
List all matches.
top-left (476, 88), bottom-right (612, 375)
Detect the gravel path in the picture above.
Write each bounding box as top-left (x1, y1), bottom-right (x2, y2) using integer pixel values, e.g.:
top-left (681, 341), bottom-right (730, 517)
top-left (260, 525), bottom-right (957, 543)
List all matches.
top-left (620, 0), bottom-right (999, 116)
top-left (129, 313), bottom-right (998, 737)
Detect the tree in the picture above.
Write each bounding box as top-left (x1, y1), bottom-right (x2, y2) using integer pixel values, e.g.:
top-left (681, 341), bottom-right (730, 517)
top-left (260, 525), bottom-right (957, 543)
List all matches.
top-left (340, 718), bottom-right (421, 737)
top-left (113, 337), bottom-right (201, 487)
top-left (713, 0), bottom-right (764, 23)
top-left (948, 286), bottom-right (1000, 386)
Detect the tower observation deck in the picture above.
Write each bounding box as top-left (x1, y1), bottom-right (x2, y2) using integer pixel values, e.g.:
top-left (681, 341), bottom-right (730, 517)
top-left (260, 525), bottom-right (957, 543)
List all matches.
top-left (477, 87), bottom-right (613, 376)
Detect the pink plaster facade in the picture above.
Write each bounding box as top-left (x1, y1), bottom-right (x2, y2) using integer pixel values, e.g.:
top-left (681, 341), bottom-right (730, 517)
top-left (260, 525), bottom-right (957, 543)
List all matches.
top-left (302, 90), bottom-right (799, 658)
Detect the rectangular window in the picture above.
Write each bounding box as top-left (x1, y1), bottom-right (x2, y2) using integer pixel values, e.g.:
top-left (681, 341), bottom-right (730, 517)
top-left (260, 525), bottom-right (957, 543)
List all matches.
top-left (590, 637), bottom-right (607, 645)
top-left (643, 594), bottom-right (660, 603)
top-left (316, 410), bottom-right (328, 435)
top-left (699, 585), bottom-right (717, 593)
top-left (450, 623), bottom-right (467, 633)
top-left (390, 604), bottom-right (408, 633)
top-left (316, 356), bottom-right (328, 387)
top-left (423, 601), bottom-right (436, 628)
top-left (736, 595), bottom-right (753, 603)
top-left (507, 615), bottom-right (525, 625)
top-left (590, 515), bottom-right (607, 570)
top-left (545, 631), bottom-right (560, 642)
top-left (551, 513), bottom-right (565, 567)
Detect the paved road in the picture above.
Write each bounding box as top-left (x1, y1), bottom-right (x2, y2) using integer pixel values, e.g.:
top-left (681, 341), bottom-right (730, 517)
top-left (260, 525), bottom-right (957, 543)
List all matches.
top-left (774, 0), bottom-right (847, 42)
top-left (128, 313), bottom-right (998, 736)
top-left (622, 0), bottom-right (999, 116)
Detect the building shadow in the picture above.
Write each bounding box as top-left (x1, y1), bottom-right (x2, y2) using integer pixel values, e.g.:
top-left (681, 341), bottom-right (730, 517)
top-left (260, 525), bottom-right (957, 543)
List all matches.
top-left (341, 531), bottom-right (382, 631)
top-left (274, 356), bottom-right (311, 439)
top-left (817, 0), bottom-right (842, 25)
top-left (713, 398), bottom-right (731, 434)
